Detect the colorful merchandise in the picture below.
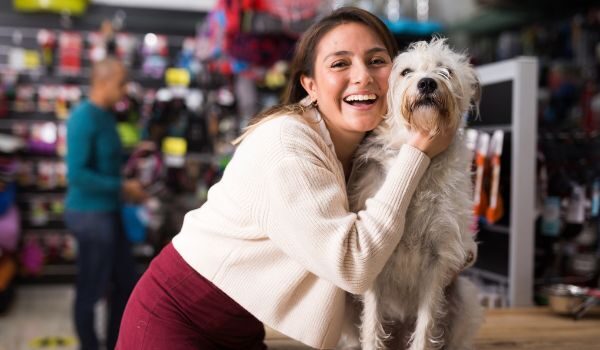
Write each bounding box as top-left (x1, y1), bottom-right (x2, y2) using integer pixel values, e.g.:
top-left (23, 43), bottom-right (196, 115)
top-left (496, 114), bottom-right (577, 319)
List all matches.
top-left (124, 142), bottom-right (164, 193)
top-left (0, 206), bottom-right (20, 252)
top-left (56, 124), bottom-right (67, 157)
top-left (176, 38), bottom-right (198, 75)
top-left (485, 130), bottom-right (505, 224)
top-left (58, 32), bottom-right (83, 75)
top-left (541, 197), bottom-right (561, 237)
top-left (61, 234), bottom-right (77, 261)
top-left (37, 29), bottom-right (57, 72)
top-left (465, 129), bottom-right (478, 173)
top-left (29, 199), bottom-right (49, 227)
top-left (226, 32), bottom-right (295, 68)
top-left (0, 256), bottom-right (17, 291)
top-left (115, 33), bottom-right (138, 67)
top-left (195, 7), bottom-right (226, 61)
top-left (8, 48), bottom-right (26, 72)
top-left (87, 32), bottom-right (108, 62)
top-left (37, 85), bottom-right (58, 113)
top-left (473, 133), bottom-right (490, 218)
top-left (28, 122), bottom-right (58, 155)
top-left (15, 160), bottom-right (35, 187)
top-left (37, 161), bottom-right (57, 190)
top-left (162, 137), bottom-right (187, 168)
top-left (0, 182), bottom-right (16, 215)
top-left (141, 33), bottom-right (168, 78)
top-left (121, 204), bottom-right (147, 244)
top-left (55, 161), bottom-right (67, 188)
top-left (0, 86), bottom-right (8, 118)
top-left (20, 235), bottom-right (44, 276)
top-left (13, 85), bottom-right (36, 113)
top-left (55, 86), bottom-right (82, 119)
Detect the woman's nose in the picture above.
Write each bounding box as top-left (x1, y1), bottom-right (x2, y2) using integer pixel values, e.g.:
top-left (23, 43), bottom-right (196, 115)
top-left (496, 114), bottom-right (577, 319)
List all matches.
top-left (352, 63), bottom-right (373, 85)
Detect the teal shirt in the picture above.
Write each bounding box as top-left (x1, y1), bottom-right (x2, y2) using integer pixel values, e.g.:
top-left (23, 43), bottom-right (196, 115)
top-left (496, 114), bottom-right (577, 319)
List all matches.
top-left (65, 100), bottom-right (122, 211)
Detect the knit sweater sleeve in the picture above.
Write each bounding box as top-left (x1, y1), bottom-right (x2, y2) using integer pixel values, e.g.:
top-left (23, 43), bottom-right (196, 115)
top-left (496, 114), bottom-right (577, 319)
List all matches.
top-left (264, 143), bottom-right (430, 294)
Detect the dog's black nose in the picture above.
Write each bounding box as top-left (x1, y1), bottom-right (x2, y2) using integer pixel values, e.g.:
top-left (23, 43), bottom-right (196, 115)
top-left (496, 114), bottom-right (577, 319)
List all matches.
top-left (417, 78), bottom-right (437, 94)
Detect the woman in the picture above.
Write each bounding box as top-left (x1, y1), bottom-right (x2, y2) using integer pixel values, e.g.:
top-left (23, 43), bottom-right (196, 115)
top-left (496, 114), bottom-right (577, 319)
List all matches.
top-left (116, 6), bottom-right (455, 350)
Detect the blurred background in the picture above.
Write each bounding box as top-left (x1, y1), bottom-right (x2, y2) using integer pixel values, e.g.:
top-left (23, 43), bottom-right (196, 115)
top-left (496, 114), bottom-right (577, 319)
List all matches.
top-left (0, 0), bottom-right (599, 349)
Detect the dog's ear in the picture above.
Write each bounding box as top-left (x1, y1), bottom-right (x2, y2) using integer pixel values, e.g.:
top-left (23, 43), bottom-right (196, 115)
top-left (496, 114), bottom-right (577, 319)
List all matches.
top-left (470, 75), bottom-right (481, 120)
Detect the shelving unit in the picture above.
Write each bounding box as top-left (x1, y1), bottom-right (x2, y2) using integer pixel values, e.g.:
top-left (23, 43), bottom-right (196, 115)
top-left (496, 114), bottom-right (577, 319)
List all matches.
top-left (0, 22), bottom-right (193, 282)
top-left (466, 57), bottom-right (538, 307)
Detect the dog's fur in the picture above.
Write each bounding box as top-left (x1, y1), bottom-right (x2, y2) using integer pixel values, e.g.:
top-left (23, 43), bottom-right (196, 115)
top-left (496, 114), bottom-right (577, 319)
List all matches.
top-left (339, 39), bottom-right (483, 350)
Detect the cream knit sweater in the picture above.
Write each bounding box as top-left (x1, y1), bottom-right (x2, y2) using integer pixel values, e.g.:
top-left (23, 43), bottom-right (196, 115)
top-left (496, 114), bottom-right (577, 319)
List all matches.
top-left (172, 108), bottom-right (430, 349)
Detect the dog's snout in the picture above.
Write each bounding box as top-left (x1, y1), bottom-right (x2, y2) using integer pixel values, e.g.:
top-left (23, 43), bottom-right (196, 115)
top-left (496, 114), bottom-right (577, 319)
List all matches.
top-left (417, 78), bottom-right (437, 94)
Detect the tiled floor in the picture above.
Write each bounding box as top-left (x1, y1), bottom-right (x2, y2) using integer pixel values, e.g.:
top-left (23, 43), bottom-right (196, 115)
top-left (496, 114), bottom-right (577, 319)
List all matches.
top-left (0, 285), bottom-right (81, 350)
top-left (0, 284), bottom-right (307, 350)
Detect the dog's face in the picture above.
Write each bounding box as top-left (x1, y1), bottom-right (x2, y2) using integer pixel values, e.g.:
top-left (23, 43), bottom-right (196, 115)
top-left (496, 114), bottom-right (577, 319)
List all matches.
top-left (386, 38), bottom-right (480, 136)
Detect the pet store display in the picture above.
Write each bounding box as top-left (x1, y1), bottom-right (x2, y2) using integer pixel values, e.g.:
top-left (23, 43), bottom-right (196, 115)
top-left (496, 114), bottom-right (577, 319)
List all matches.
top-left (122, 142), bottom-right (166, 245)
top-left (536, 131), bottom-right (600, 291)
top-left (0, 7), bottom-right (296, 284)
top-left (486, 130), bottom-right (505, 224)
top-left (141, 33), bottom-right (169, 79)
top-left (463, 7), bottom-right (600, 307)
top-left (464, 56), bottom-right (538, 308)
top-left (0, 135), bottom-right (23, 312)
top-left (37, 29), bottom-right (56, 73)
top-left (473, 132), bottom-right (490, 219)
top-left (467, 129), bottom-right (507, 226)
top-left (57, 32), bottom-right (83, 75)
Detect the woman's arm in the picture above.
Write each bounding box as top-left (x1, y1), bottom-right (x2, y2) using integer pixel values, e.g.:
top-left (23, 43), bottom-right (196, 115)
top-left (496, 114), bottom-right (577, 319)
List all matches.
top-left (264, 144), bottom-right (430, 294)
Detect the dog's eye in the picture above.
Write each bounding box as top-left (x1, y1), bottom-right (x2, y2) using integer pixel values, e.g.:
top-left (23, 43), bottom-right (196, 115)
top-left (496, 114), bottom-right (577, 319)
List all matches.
top-left (438, 68), bottom-right (452, 79)
top-left (401, 68), bottom-right (412, 77)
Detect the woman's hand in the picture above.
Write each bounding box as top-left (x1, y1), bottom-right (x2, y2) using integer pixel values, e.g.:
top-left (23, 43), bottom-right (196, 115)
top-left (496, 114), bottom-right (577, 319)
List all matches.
top-left (407, 127), bottom-right (456, 159)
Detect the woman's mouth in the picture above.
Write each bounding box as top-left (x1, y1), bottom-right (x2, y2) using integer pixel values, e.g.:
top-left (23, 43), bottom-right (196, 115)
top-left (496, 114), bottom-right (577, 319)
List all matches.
top-left (343, 93), bottom-right (378, 107)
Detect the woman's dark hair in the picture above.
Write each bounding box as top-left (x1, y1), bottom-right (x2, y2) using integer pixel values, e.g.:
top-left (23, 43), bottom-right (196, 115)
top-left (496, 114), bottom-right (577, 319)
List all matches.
top-left (234, 6), bottom-right (398, 144)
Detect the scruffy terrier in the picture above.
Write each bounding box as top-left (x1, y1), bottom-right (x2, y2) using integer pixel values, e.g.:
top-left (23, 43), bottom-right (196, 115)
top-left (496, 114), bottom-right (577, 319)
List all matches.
top-left (340, 39), bottom-right (483, 350)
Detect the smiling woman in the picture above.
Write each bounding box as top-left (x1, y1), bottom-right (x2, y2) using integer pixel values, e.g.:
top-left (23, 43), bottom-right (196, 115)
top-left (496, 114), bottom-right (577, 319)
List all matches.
top-left (235, 9), bottom-right (400, 176)
top-left (300, 22), bottom-right (393, 172)
top-left (116, 6), bottom-right (457, 350)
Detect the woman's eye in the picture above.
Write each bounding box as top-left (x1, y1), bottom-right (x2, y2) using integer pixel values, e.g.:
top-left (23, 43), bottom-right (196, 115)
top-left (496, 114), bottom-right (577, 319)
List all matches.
top-left (401, 68), bottom-right (412, 76)
top-left (331, 61), bottom-right (348, 68)
top-left (370, 58), bottom-right (387, 65)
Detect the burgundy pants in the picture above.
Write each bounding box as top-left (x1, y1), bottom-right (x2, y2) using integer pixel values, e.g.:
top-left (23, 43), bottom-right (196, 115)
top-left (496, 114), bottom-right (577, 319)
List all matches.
top-left (116, 242), bottom-right (266, 350)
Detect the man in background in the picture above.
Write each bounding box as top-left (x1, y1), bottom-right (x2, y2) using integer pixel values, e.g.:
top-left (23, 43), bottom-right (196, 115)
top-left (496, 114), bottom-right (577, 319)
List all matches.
top-left (64, 57), bottom-right (146, 350)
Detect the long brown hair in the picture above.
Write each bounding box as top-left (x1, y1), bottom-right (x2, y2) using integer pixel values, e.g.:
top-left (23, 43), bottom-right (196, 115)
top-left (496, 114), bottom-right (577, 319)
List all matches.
top-left (233, 6), bottom-right (398, 144)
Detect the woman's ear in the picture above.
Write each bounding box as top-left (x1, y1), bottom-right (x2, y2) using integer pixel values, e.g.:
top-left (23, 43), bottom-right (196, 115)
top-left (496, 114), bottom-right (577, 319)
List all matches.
top-left (300, 74), bottom-right (317, 101)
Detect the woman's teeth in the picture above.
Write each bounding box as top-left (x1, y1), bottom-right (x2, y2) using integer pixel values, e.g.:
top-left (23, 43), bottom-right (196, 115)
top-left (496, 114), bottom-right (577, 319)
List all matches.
top-left (344, 94), bottom-right (377, 105)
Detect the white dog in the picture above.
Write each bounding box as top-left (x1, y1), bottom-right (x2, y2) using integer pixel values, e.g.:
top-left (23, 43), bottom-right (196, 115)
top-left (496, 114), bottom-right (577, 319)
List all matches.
top-left (339, 39), bottom-right (483, 350)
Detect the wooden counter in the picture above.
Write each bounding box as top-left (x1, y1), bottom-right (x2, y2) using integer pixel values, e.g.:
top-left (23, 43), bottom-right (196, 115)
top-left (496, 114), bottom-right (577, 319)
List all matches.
top-left (476, 307), bottom-right (600, 350)
top-left (265, 307), bottom-right (600, 349)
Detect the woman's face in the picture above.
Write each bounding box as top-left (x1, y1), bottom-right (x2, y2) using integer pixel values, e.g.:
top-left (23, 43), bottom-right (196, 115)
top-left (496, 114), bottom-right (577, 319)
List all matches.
top-left (301, 22), bottom-right (392, 139)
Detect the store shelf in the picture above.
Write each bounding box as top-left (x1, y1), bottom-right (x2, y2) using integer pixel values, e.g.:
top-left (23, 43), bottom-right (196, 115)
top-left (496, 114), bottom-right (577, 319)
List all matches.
top-left (465, 267), bottom-right (509, 285)
top-left (41, 263), bottom-right (77, 276)
top-left (469, 57), bottom-right (538, 307)
top-left (469, 124), bottom-right (513, 133)
top-left (16, 193), bottom-right (65, 200)
top-left (0, 3), bottom-right (230, 287)
top-left (479, 223), bottom-right (510, 235)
